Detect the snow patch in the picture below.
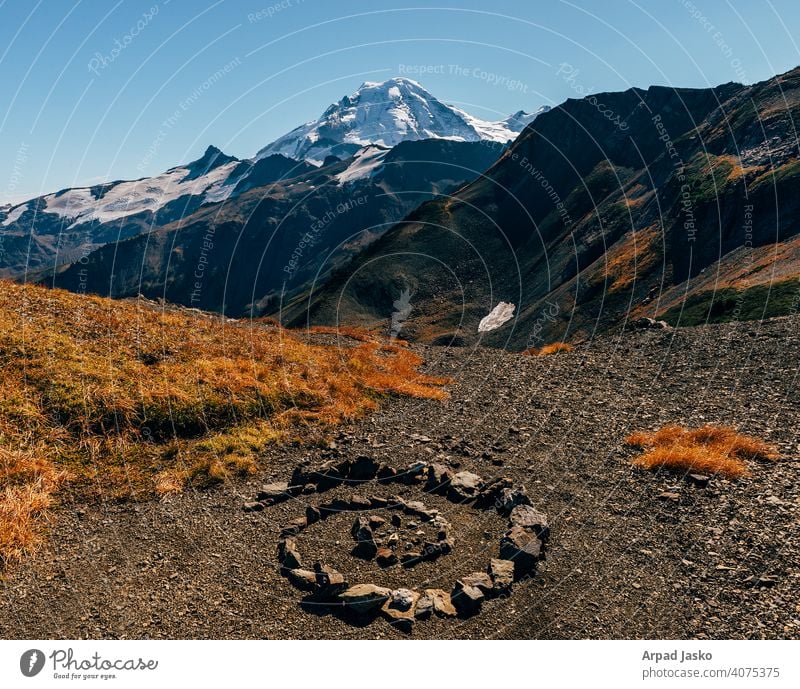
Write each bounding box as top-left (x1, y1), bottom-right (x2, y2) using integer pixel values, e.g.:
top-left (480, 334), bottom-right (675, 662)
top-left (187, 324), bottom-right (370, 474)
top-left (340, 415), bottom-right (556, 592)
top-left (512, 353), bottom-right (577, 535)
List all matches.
top-left (478, 302), bottom-right (515, 332)
top-left (42, 162), bottom-right (239, 228)
top-left (1, 203), bottom-right (28, 226)
top-left (256, 77), bottom-right (546, 164)
top-left (335, 145), bottom-right (390, 184)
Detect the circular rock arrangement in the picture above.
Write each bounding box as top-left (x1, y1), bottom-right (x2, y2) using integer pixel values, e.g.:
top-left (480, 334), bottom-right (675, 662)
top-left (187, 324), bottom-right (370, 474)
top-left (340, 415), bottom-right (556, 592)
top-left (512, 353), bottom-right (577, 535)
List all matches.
top-left (245, 456), bottom-right (549, 632)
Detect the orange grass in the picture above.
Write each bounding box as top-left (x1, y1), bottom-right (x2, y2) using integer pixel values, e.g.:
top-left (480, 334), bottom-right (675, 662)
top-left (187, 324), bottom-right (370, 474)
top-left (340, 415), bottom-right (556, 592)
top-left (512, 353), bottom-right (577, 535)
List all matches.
top-left (523, 342), bottom-right (575, 356)
top-left (0, 280), bottom-right (448, 567)
top-left (625, 424), bottom-right (779, 479)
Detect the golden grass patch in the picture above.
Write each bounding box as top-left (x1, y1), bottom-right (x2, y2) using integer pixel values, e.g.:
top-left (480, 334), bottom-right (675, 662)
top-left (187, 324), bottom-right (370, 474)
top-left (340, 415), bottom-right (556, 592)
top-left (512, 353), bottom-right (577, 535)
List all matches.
top-left (523, 342), bottom-right (575, 356)
top-left (625, 424), bottom-right (779, 479)
top-left (0, 280), bottom-right (448, 567)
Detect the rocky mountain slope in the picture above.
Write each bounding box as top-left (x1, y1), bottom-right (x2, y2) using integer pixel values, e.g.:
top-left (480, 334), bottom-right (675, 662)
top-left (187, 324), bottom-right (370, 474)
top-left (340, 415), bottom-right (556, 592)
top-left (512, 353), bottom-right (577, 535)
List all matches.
top-left (42, 139), bottom-right (506, 314)
top-left (283, 67), bottom-right (800, 348)
top-left (4, 77), bottom-right (542, 284)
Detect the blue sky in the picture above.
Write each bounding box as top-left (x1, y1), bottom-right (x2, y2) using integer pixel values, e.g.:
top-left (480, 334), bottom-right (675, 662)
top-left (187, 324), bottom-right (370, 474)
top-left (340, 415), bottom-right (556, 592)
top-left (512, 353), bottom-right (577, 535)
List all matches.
top-left (2, 0), bottom-right (799, 203)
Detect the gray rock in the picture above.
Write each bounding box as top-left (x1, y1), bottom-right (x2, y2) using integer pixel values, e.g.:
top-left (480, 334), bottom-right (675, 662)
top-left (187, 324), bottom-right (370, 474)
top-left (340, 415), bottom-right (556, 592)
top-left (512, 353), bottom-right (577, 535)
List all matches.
top-left (404, 500), bottom-right (439, 521)
top-left (509, 504), bottom-right (550, 542)
top-left (257, 481), bottom-right (290, 502)
top-left (496, 485), bottom-right (532, 515)
top-left (242, 501), bottom-right (263, 512)
top-left (499, 526), bottom-right (543, 577)
top-left (449, 471), bottom-right (483, 500)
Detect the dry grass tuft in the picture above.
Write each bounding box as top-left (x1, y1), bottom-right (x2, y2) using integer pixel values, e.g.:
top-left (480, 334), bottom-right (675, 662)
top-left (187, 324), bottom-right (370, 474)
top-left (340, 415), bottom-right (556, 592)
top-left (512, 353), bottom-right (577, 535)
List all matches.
top-left (523, 342), bottom-right (575, 356)
top-left (0, 280), bottom-right (448, 567)
top-left (625, 424), bottom-right (779, 479)
top-left (0, 448), bottom-right (68, 568)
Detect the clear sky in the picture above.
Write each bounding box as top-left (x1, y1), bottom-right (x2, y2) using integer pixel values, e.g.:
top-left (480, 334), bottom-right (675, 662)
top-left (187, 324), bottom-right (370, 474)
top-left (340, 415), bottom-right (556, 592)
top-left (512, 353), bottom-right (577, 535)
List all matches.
top-left (2, 0), bottom-right (799, 204)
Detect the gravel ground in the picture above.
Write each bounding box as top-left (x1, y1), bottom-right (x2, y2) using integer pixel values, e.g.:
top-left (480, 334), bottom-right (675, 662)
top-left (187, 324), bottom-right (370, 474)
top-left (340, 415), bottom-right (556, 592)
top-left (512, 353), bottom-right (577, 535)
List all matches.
top-left (1, 316), bottom-right (798, 639)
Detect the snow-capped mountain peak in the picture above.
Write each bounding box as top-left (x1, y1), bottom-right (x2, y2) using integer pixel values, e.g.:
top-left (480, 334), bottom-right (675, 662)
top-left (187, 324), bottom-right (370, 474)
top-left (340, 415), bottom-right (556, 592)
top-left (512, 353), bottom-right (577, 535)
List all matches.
top-left (256, 77), bottom-right (544, 164)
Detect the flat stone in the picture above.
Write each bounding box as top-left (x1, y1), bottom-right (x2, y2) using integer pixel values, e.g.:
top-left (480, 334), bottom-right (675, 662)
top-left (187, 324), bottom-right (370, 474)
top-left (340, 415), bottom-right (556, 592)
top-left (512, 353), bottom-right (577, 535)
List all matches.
top-left (687, 474), bottom-right (710, 487)
top-left (242, 501), bottom-right (263, 512)
top-left (488, 558), bottom-right (515, 592)
top-left (286, 568), bottom-right (316, 591)
top-left (338, 584), bottom-right (391, 614)
top-left (257, 481), bottom-right (290, 502)
top-left (425, 589), bottom-right (456, 617)
top-left (657, 492), bottom-right (681, 502)
top-left (369, 496), bottom-right (389, 508)
top-left (404, 501), bottom-right (439, 521)
top-left (509, 505), bottom-right (550, 542)
top-left (400, 551), bottom-right (423, 567)
top-left (349, 493), bottom-right (372, 510)
top-left (460, 572), bottom-right (494, 595)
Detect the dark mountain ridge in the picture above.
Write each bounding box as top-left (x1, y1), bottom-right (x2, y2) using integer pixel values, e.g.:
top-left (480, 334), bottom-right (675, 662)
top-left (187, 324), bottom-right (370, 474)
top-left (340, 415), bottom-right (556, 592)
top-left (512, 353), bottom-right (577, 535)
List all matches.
top-left (281, 68), bottom-right (800, 348)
